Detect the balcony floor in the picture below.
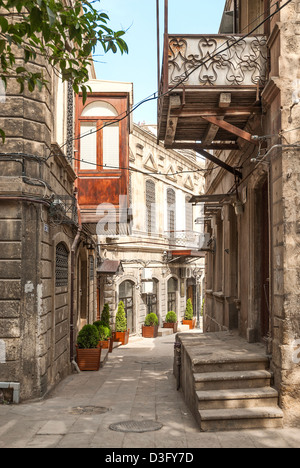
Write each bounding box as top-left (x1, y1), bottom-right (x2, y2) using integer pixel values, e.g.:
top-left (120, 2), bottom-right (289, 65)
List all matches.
top-left (158, 86), bottom-right (262, 149)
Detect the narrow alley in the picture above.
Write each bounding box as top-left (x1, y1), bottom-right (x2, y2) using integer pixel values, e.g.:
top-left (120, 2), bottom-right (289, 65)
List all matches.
top-left (0, 331), bottom-right (299, 449)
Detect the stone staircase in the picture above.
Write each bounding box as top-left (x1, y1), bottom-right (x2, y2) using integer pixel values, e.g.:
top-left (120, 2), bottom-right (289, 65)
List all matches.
top-left (175, 332), bottom-right (284, 432)
top-left (194, 352), bottom-right (283, 431)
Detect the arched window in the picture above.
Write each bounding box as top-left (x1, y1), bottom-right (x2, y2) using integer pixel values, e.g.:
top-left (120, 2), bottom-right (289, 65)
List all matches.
top-left (81, 101), bottom-right (118, 117)
top-left (119, 281), bottom-right (135, 333)
top-left (146, 180), bottom-right (156, 235)
top-left (167, 188), bottom-right (176, 238)
top-left (79, 100), bottom-right (120, 171)
top-left (55, 243), bottom-right (69, 287)
top-left (168, 277), bottom-right (178, 313)
top-left (185, 196), bottom-right (193, 232)
top-left (147, 279), bottom-right (158, 315)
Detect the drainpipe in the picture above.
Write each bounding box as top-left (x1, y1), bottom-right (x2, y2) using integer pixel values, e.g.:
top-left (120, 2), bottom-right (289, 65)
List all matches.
top-left (233, 0), bottom-right (238, 33)
top-left (70, 190), bottom-right (82, 371)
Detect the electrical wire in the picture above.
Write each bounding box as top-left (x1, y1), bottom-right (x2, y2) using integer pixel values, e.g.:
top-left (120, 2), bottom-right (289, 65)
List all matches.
top-left (1, 0), bottom-right (293, 182)
top-left (56, 0), bottom-right (292, 157)
top-left (70, 154), bottom-right (219, 176)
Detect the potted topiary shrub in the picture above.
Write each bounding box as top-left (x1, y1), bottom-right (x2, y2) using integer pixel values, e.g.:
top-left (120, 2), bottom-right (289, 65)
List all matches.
top-left (142, 313), bottom-right (159, 338)
top-left (163, 311), bottom-right (178, 333)
top-left (76, 324), bottom-right (101, 371)
top-left (113, 301), bottom-right (129, 345)
top-left (101, 303), bottom-right (110, 328)
top-left (182, 298), bottom-right (196, 329)
top-left (93, 321), bottom-right (112, 350)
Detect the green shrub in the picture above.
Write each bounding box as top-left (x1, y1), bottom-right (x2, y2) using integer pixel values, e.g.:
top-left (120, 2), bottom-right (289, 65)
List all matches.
top-left (185, 299), bottom-right (194, 320)
top-left (201, 298), bottom-right (205, 317)
top-left (101, 303), bottom-right (110, 328)
top-left (94, 320), bottom-right (111, 339)
top-left (116, 301), bottom-right (127, 332)
top-left (165, 311), bottom-right (177, 323)
top-left (77, 324), bottom-right (99, 349)
top-left (99, 325), bottom-right (112, 341)
top-left (93, 321), bottom-right (112, 341)
top-left (145, 313), bottom-right (159, 327)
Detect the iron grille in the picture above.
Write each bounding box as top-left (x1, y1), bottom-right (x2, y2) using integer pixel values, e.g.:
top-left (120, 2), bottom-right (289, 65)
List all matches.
top-left (56, 243), bottom-right (69, 287)
top-left (167, 188), bottom-right (176, 238)
top-left (186, 196), bottom-right (193, 232)
top-left (90, 256), bottom-right (94, 280)
top-left (49, 195), bottom-right (78, 226)
top-left (146, 180), bottom-right (156, 235)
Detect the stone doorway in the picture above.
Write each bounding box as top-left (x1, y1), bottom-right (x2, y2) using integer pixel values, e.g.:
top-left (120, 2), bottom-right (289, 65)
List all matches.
top-left (119, 280), bottom-right (135, 334)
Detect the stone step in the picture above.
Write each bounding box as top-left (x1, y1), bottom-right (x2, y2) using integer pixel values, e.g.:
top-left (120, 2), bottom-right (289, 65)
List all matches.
top-left (199, 406), bottom-right (284, 432)
top-left (177, 324), bottom-right (190, 332)
top-left (158, 328), bottom-right (173, 337)
top-left (192, 354), bottom-right (269, 374)
top-left (194, 370), bottom-right (272, 391)
top-left (197, 387), bottom-right (279, 410)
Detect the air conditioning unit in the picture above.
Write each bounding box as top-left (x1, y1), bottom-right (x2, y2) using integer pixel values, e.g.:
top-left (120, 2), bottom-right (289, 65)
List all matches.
top-left (199, 233), bottom-right (211, 250)
top-left (181, 268), bottom-right (192, 279)
top-left (141, 268), bottom-right (153, 281)
top-left (141, 281), bottom-right (154, 295)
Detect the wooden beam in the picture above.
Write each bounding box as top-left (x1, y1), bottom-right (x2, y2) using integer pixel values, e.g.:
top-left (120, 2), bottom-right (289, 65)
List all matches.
top-left (168, 143), bottom-right (240, 151)
top-left (202, 118), bottom-right (223, 146)
top-left (201, 116), bottom-right (257, 144)
top-left (165, 95), bottom-right (181, 146)
top-left (202, 93), bottom-right (232, 145)
top-left (171, 107), bottom-right (262, 118)
top-left (219, 93), bottom-right (232, 108)
top-left (196, 148), bottom-right (243, 179)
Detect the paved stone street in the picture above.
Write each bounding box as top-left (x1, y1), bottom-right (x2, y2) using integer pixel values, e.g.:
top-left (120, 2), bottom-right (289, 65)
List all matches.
top-left (0, 332), bottom-right (300, 449)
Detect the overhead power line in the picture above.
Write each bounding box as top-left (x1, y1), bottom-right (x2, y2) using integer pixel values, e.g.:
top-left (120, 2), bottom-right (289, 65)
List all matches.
top-left (56, 0), bottom-right (292, 159)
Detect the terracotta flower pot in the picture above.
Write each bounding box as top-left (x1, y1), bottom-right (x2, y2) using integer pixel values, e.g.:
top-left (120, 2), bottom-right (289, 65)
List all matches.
top-left (142, 325), bottom-right (159, 338)
top-left (98, 338), bottom-right (111, 349)
top-left (113, 330), bottom-right (130, 346)
top-left (163, 322), bottom-right (178, 333)
top-left (76, 346), bottom-right (101, 371)
top-left (182, 318), bottom-right (196, 330)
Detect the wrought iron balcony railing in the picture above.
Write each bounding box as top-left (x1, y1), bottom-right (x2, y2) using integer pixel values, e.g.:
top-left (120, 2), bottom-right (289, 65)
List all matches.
top-left (165, 230), bottom-right (211, 251)
top-left (165, 34), bottom-right (268, 89)
top-left (157, 34), bottom-right (268, 152)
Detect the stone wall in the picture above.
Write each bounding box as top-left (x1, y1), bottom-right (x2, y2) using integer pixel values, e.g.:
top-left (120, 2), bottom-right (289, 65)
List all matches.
top-left (0, 44), bottom-right (97, 401)
top-left (203, 0), bottom-right (300, 425)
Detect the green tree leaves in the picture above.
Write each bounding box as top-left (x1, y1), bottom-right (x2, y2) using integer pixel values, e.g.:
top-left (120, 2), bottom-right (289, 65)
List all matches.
top-left (0, 0), bottom-right (128, 142)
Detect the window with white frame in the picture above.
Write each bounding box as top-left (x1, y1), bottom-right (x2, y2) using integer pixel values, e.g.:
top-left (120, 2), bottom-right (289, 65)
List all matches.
top-left (79, 100), bottom-right (120, 171)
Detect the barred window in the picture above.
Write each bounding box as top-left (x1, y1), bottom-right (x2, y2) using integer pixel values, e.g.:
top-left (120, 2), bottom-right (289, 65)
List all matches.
top-left (186, 196), bottom-right (193, 232)
top-left (167, 188), bottom-right (176, 238)
top-left (90, 256), bottom-right (94, 280)
top-left (55, 243), bottom-right (69, 287)
top-left (146, 180), bottom-right (156, 235)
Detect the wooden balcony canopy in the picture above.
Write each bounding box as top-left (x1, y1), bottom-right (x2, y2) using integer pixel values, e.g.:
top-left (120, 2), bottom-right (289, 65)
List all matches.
top-left (169, 249), bottom-right (206, 264)
top-left (156, 1), bottom-right (268, 164)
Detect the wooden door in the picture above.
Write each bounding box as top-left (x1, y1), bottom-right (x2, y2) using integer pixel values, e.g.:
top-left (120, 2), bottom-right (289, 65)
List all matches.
top-left (260, 180), bottom-right (270, 338)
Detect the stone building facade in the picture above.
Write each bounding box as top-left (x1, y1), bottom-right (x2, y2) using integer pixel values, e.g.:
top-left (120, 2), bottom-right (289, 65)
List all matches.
top-left (157, 0), bottom-right (300, 426)
top-left (98, 123), bottom-right (206, 334)
top-left (0, 40), bottom-right (97, 401)
top-left (202, 0), bottom-right (300, 425)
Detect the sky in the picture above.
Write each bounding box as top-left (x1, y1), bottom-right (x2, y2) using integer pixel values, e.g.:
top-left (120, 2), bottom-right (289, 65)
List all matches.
top-left (93, 0), bottom-right (226, 124)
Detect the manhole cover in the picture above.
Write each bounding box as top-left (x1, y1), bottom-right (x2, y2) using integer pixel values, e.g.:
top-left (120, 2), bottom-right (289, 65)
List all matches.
top-left (109, 420), bottom-right (163, 433)
top-left (70, 406), bottom-right (110, 415)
